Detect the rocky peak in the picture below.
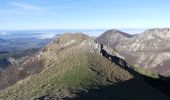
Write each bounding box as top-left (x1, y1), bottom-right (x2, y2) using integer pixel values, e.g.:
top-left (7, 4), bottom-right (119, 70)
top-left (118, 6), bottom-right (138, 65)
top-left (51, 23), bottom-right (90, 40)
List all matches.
top-left (96, 29), bottom-right (132, 49)
top-left (41, 33), bottom-right (89, 53)
top-left (53, 33), bottom-right (89, 44)
top-left (102, 29), bottom-right (133, 38)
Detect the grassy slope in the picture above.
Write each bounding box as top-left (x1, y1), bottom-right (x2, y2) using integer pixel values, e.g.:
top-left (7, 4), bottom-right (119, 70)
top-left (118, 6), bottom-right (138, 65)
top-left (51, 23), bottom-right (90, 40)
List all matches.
top-left (131, 65), bottom-right (160, 79)
top-left (0, 46), bottom-right (169, 100)
top-left (0, 48), bottom-right (101, 99)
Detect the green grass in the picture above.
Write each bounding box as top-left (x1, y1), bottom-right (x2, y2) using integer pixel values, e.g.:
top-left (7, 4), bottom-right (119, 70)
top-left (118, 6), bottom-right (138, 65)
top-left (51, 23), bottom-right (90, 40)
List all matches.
top-left (131, 65), bottom-right (159, 79)
top-left (50, 52), bottom-right (104, 88)
top-left (0, 49), bottom-right (105, 99)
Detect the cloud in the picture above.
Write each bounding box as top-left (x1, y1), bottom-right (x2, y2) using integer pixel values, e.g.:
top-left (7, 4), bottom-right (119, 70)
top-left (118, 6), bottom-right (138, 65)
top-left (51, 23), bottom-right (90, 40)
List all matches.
top-left (7, 2), bottom-right (58, 15)
top-left (0, 32), bottom-right (9, 36)
top-left (33, 33), bottom-right (56, 39)
top-left (8, 2), bottom-right (44, 12)
top-left (6, 1), bottom-right (101, 15)
top-left (84, 30), bottom-right (106, 36)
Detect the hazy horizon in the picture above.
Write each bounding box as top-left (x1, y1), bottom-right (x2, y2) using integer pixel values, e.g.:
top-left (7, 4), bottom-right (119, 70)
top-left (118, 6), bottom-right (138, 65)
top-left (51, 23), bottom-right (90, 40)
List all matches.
top-left (0, 28), bottom-right (147, 39)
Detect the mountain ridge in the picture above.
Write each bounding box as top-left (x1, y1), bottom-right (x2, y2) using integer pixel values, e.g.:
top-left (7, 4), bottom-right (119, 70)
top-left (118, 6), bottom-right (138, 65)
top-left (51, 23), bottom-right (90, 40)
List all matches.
top-left (96, 28), bottom-right (170, 76)
top-left (0, 33), bottom-right (169, 100)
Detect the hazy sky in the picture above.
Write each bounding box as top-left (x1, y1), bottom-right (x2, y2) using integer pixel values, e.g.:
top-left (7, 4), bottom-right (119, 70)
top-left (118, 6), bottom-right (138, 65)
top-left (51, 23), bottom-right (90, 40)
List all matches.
top-left (0, 0), bottom-right (170, 30)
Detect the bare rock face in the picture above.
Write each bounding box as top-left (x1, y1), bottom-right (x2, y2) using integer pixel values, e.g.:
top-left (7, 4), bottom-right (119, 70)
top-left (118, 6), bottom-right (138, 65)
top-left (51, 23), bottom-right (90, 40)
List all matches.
top-left (96, 28), bottom-right (170, 76)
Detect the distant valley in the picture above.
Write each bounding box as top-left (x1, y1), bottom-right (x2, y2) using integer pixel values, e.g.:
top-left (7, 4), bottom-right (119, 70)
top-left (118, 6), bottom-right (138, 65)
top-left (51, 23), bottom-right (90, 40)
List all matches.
top-left (0, 31), bottom-right (56, 70)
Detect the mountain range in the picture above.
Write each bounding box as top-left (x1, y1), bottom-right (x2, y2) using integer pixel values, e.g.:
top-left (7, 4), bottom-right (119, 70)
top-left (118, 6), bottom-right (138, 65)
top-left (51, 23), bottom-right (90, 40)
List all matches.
top-left (96, 28), bottom-right (170, 77)
top-left (0, 32), bottom-right (170, 100)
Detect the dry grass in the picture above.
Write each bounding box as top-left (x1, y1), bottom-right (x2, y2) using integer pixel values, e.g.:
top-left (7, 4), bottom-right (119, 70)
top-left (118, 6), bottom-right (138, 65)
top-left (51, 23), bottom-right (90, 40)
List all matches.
top-left (0, 43), bottom-right (134, 100)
